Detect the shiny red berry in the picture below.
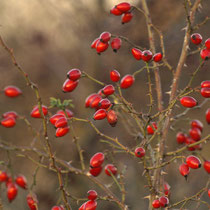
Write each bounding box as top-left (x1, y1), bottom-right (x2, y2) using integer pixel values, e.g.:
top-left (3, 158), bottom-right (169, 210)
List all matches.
top-left (0, 171), bottom-right (8, 182)
top-left (2, 111), bottom-right (18, 119)
top-left (191, 33), bottom-right (202, 45)
top-left (31, 105), bottom-right (48, 118)
top-left (110, 6), bottom-right (123, 16)
top-left (186, 155), bottom-right (201, 169)
top-left (142, 50), bottom-right (153, 62)
top-left (201, 80), bottom-right (210, 88)
top-left (67, 69), bottom-right (81, 81)
top-left (85, 93), bottom-right (98, 107)
top-left (27, 194), bottom-right (38, 210)
top-left (200, 48), bottom-right (210, 60)
top-left (7, 183), bottom-right (18, 202)
top-left (120, 74), bottom-right (134, 89)
top-left (57, 109), bottom-right (74, 118)
top-left (55, 126), bottom-right (69, 137)
top-left (4, 85), bottom-right (22, 97)
top-left (93, 109), bottom-right (107, 120)
top-left (79, 202), bottom-right (86, 210)
top-left (204, 160), bottom-right (210, 173)
top-left (100, 32), bottom-right (111, 43)
top-left (51, 206), bottom-right (64, 210)
top-left (1, 117), bottom-right (16, 128)
top-left (105, 164), bottom-right (117, 176)
top-left (87, 190), bottom-right (97, 200)
top-left (111, 38), bottom-right (122, 52)
top-left (62, 79), bottom-right (78, 92)
top-left (208, 189), bottom-right (210, 199)
top-left (201, 87), bottom-right (210, 98)
top-left (159, 196), bottom-right (169, 207)
top-left (179, 163), bottom-right (190, 178)
top-left (91, 38), bottom-right (100, 49)
top-left (153, 52), bottom-right (162, 62)
top-left (205, 38), bottom-right (210, 49)
top-left (180, 96), bottom-right (197, 108)
top-left (96, 41), bottom-right (109, 54)
top-left (185, 137), bottom-right (197, 151)
top-left (102, 85), bottom-right (115, 96)
top-left (89, 95), bottom-right (102, 109)
top-left (135, 147), bottom-right (145, 158)
top-left (49, 114), bottom-right (64, 125)
top-left (176, 132), bottom-right (186, 144)
top-left (84, 200), bottom-right (97, 210)
top-left (90, 152), bottom-right (104, 168)
top-left (191, 119), bottom-right (203, 132)
top-left (147, 122), bottom-right (157, 135)
top-left (189, 127), bottom-right (201, 141)
top-left (121, 12), bottom-right (133, 24)
top-left (107, 110), bottom-right (118, 127)
top-left (206, 108), bottom-right (210, 124)
top-left (116, 2), bottom-right (131, 12)
top-left (99, 98), bottom-right (111, 109)
top-left (131, 48), bottom-right (142, 60)
top-left (152, 199), bottom-right (160, 208)
top-left (55, 117), bottom-right (68, 128)
top-left (89, 166), bottom-right (102, 177)
top-left (110, 70), bottom-right (120, 82)
top-left (15, 175), bottom-right (27, 189)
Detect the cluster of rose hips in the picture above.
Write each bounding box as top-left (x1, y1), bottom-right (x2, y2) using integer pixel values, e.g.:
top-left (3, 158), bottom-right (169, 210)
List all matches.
top-left (190, 33), bottom-right (210, 60)
top-left (88, 152), bottom-right (117, 177)
top-left (131, 48), bottom-right (162, 63)
top-left (180, 81), bottom-right (210, 109)
top-left (91, 31), bottom-right (122, 54)
top-left (110, 2), bottom-right (133, 24)
top-left (0, 171), bottom-right (27, 202)
top-left (1, 86), bottom-right (22, 128)
top-left (176, 119), bottom-right (204, 150)
top-left (79, 190), bottom-right (98, 210)
top-left (179, 155), bottom-right (210, 178)
top-left (62, 68), bottom-right (81, 92)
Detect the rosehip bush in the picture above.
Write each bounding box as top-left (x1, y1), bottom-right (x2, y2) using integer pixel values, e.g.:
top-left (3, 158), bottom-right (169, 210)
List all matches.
top-left (0, 0), bottom-right (210, 209)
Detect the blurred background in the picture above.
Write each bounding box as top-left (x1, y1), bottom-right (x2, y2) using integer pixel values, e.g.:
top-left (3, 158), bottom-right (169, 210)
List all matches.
top-left (0, 0), bottom-right (210, 209)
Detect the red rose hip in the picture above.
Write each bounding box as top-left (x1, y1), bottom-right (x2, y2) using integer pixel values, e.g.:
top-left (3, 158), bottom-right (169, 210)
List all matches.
top-left (93, 109), bottom-right (107, 120)
top-left (191, 33), bottom-right (202, 45)
top-left (131, 48), bottom-right (142, 60)
top-left (87, 190), bottom-right (98, 200)
top-left (179, 163), bottom-right (190, 178)
top-left (116, 2), bottom-right (131, 12)
top-left (62, 79), bottom-right (78, 92)
top-left (180, 96), bottom-right (197, 108)
top-left (110, 70), bottom-right (120, 82)
top-left (15, 175), bottom-right (27, 189)
top-left (120, 74), bottom-right (134, 89)
top-left (90, 152), bottom-right (105, 168)
top-left (135, 147), bottom-right (145, 158)
top-left (67, 69), bottom-right (81, 81)
top-left (107, 110), bottom-right (118, 127)
top-left (105, 164), bottom-right (117, 176)
top-left (206, 108), bottom-right (210, 124)
top-left (4, 85), bottom-right (22, 97)
top-left (186, 155), bottom-right (201, 169)
top-left (121, 12), bottom-right (133, 24)
top-left (204, 160), bottom-right (210, 173)
top-left (111, 38), bottom-right (122, 52)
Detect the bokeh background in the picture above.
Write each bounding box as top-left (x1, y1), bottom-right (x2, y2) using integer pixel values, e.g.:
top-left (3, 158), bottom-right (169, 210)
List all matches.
top-left (0, 0), bottom-right (210, 209)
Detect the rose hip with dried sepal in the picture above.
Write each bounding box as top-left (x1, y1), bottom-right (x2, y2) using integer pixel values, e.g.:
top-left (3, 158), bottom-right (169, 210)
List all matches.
top-left (89, 95), bottom-right (102, 109)
top-left (191, 119), bottom-right (203, 132)
top-left (7, 183), bottom-right (18, 202)
top-left (135, 147), bottom-right (145, 158)
top-left (62, 79), bottom-right (78, 92)
top-left (102, 84), bottom-right (115, 96)
top-left (27, 193), bottom-right (38, 210)
top-left (96, 41), bottom-right (109, 54)
top-left (87, 190), bottom-right (98, 200)
top-left (191, 33), bottom-right (202, 45)
top-left (200, 48), bottom-right (210, 60)
top-left (180, 96), bottom-right (197, 108)
top-left (0, 171), bottom-right (8, 182)
top-left (93, 109), bottom-right (107, 120)
top-left (2, 111), bottom-right (18, 119)
top-left (55, 126), bottom-right (70, 137)
top-left (67, 69), bottom-right (81, 81)
top-left (176, 132), bottom-right (187, 144)
top-left (131, 48), bottom-right (142, 60)
top-left (159, 196), bottom-right (169, 208)
top-left (164, 181), bottom-right (171, 196)
top-left (186, 155), bottom-right (201, 169)
top-left (98, 98), bottom-right (111, 109)
top-left (15, 175), bottom-right (27, 189)
top-left (179, 163), bottom-right (190, 178)
top-left (4, 85), bottom-right (22, 97)
top-left (110, 70), bottom-right (120, 82)
top-left (111, 38), bottom-right (122, 52)
top-left (31, 105), bottom-right (48, 118)
top-left (120, 74), bottom-right (135, 89)
top-left (105, 164), bottom-right (117, 176)
top-left (107, 110), bottom-right (118, 127)
top-left (90, 152), bottom-right (105, 168)
top-left (142, 50), bottom-right (153, 62)
top-left (121, 12), bottom-right (133, 24)
top-left (1, 117), bottom-right (16, 128)
top-left (89, 166), bottom-right (102, 177)
top-left (99, 32), bottom-right (111, 43)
